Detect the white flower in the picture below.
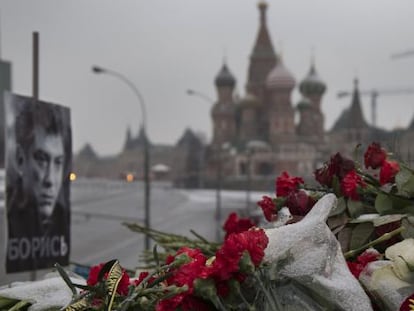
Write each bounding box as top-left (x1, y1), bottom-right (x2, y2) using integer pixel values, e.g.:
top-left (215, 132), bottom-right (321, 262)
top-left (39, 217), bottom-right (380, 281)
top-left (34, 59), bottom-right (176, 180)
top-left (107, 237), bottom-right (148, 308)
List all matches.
top-left (385, 238), bottom-right (414, 283)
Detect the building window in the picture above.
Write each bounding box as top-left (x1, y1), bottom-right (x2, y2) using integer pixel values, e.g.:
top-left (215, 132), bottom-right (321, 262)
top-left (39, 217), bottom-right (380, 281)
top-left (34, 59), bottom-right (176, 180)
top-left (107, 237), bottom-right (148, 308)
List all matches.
top-left (258, 162), bottom-right (272, 175)
top-left (239, 162), bottom-right (247, 175)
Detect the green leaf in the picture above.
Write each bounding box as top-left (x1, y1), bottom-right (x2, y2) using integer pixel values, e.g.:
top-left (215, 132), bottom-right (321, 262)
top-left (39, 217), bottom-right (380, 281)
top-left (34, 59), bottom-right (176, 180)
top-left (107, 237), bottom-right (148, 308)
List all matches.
top-left (0, 296), bottom-right (21, 309)
top-left (332, 176), bottom-right (341, 197)
top-left (8, 300), bottom-right (31, 311)
top-left (64, 297), bottom-right (91, 311)
top-left (347, 199), bottom-right (364, 218)
top-left (55, 263), bottom-right (77, 295)
top-left (329, 196), bottom-right (346, 217)
top-left (105, 260), bottom-right (123, 311)
top-left (396, 167), bottom-right (414, 197)
top-left (375, 193), bottom-right (394, 215)
top-left (194, 278), bottom-right (217, 303)
top-left (375, 192), bottom-right (414, 215)
top-left (239, 251), bottom-right (254, 274)
top-left (350, 222), bottom-right (375, 250)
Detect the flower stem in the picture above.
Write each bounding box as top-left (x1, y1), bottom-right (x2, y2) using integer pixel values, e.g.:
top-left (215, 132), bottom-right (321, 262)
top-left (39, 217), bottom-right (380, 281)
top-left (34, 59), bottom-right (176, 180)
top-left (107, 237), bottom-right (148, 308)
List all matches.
top-left (252, 272), bottom-right (277, 310)
top-left (344, 226), bottom-right (405, 259)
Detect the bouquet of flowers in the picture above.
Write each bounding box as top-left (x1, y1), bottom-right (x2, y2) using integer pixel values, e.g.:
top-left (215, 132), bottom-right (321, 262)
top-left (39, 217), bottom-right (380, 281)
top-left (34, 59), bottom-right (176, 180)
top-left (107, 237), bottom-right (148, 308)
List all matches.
top-left (2, 142), bottom-right (414, 311)
top-left (256, 142), bottom-right (414, 310)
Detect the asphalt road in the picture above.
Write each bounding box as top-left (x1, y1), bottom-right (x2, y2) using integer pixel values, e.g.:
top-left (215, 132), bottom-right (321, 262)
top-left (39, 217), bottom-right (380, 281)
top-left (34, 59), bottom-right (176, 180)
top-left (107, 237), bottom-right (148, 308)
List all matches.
top-left (0, 179), bottom-right (266, 285)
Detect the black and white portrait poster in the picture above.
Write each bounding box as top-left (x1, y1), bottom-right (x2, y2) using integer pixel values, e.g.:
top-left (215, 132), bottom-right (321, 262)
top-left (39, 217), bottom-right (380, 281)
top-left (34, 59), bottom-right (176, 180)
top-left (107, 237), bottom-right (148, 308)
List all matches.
top-left (4, 93), bottom-right (72, 273)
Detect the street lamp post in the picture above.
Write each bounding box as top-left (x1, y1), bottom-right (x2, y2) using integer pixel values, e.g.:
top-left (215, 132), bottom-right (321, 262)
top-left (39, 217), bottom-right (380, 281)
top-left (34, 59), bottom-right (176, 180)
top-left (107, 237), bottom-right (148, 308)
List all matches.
top-left (186, 89), bottom-right (223, 241)
top-left (92, 65), bottom-right (151, 251)
top-left (246, 149), bottom-right (252, 216)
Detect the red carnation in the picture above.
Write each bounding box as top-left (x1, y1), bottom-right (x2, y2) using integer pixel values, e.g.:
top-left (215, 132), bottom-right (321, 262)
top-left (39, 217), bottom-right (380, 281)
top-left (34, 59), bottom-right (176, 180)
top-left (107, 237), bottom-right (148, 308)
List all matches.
top-left (356, 248), bottom-right (381, 266)
top-left (165, 247), bottom-right (208, 290)
top-left (257, 196), bottom-right (277, 222)
top-left (157, 294), bottom-right (212, 311)
top-left (276, 171), bottom-right (304, 197)
top-left (87, 262), bottom-right (130, 295)
top-left (86, 263), bottom-right (104, 287)
top-left (216, 281), bottom-right (230, 297)
top-left (180, 296), bottom-right (213, 311)
top-left (158, 247), bottom-right (210, 311)
top-left (286, 190), bottom-right (316, 216)
top-left (223, 212), bottom-right (256, 239)
top-left (314, 164), bottom-right (332, 187)
top-left (399, 292), bottom-right (414, 311)
top-left (156, 294), bottom-right (185, 311)
top-left (328, 153), bottom-right (355, 180)
top-left (347, 261), bottom-right (364, 279)
top-left (132, 271), bottom-right (156, 287)
top-left (341, 170), bottom-right (366, 200)
top-left (314, 153), bottom-right (355, 187)
top-left (212, 228), bottom-right (268, 281)
top-left (364, 142), bottom-right (387, 169)
top-left (379, 160), bottom-right (400, 185)
top-left (347, 248), bottom-right (380, 279)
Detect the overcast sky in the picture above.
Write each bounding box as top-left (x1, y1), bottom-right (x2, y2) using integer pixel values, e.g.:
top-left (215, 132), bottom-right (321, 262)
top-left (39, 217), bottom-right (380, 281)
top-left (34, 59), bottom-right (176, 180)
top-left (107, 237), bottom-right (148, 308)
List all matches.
top-left (1, 0), bottom-right (413, 156)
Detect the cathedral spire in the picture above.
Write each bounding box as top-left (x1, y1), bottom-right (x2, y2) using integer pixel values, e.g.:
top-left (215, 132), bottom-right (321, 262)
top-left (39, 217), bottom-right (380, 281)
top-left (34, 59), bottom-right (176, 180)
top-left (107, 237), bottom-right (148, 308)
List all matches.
top-left (123, 125), bottom-right (132, 150)
top-left (349, 78), bottom-right (368, 129)
top-left (258, 1), bottom-right (267, 25)
top-left (246, 1), bottom-right (277, 96)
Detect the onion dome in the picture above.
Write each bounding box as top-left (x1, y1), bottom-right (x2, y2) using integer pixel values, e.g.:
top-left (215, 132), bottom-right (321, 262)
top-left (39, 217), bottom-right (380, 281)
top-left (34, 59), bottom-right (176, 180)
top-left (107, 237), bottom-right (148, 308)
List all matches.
top-left (215, 64), bottom-right (236, 88)
top-left (258, 0), bottom-right (268, 10)
top-left (240, 93), bottom-right (260, 108)
top-left (299, 64), bottom-right (326, 96)
top-left (297, 97), bottom-right (312, 110)
top-left (266, 60), bottom-right (295, 90)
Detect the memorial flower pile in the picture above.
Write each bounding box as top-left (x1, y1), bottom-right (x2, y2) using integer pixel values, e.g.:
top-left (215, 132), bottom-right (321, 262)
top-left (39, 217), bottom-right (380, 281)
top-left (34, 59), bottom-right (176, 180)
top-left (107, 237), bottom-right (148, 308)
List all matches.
top-left (45, 218), bottom-right (270, 311)
top-left (2, 142), bottom-right (414, 310)
top-left (257, 142), bottom-right (414, 310)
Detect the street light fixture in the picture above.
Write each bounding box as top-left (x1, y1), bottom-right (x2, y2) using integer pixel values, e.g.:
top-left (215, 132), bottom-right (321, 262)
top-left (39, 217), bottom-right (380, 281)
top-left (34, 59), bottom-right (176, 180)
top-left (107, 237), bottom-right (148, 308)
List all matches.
top-left (186, 89), bottom-right (223, 241)
top-left (92, 65), bottom-right (151, 251)
top-left (186, 89), bottom-right (215, 104)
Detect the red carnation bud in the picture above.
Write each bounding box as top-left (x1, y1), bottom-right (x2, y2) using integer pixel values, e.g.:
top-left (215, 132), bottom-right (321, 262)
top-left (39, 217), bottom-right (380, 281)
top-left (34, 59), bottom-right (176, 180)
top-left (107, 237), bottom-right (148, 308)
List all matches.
top-left (379, 160), bottom-right (400, 185)
top-left (341, 170), bottom-right (366, 200)
top-left (223, 212), bottom-right (256, 238)
top-left (347, 248), bottom-right (380, 279)
top-left (328, 153), bottom-right (355, 180)
top-left (285, 190), bottom-right (316, 216)
top-left (276, 171), bottom-right (304, 197)
top-left (314, 152), bottom-right (355, 187)
top-left (257, 196), bottom-right (277, 222)
top-left (314, 164), bottom-right (332, 187)
top-left (364, 142), bottom-right (387, 169)
top-left (399, 292), bottom-right (414, 311)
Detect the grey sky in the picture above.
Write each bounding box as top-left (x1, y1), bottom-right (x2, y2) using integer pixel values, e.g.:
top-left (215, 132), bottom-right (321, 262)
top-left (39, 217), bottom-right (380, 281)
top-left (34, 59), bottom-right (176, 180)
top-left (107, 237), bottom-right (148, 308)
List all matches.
top-left (1, 0), bottom-right (413, 156)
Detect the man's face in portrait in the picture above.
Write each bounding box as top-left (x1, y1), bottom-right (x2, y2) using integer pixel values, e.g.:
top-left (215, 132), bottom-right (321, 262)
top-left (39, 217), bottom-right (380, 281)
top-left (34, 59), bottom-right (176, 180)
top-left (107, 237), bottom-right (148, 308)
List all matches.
top-left (20, 126), bottom-right (64, 219)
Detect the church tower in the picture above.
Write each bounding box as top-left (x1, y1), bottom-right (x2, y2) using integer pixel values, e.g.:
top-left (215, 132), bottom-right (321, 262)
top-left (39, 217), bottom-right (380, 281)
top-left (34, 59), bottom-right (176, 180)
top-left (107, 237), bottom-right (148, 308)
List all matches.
top-left (246, 1), bottom-right (277, 101)
top-left (211, 63), bottom-right (237, 146)
top-left (298, 61), bottom-right (327, 139)
top-left (330, 79), bottom-right (370, 147)
top-left (265, 58), bottom-right (296, 145)
top-left (239, 93), bottom-right (261, 143)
